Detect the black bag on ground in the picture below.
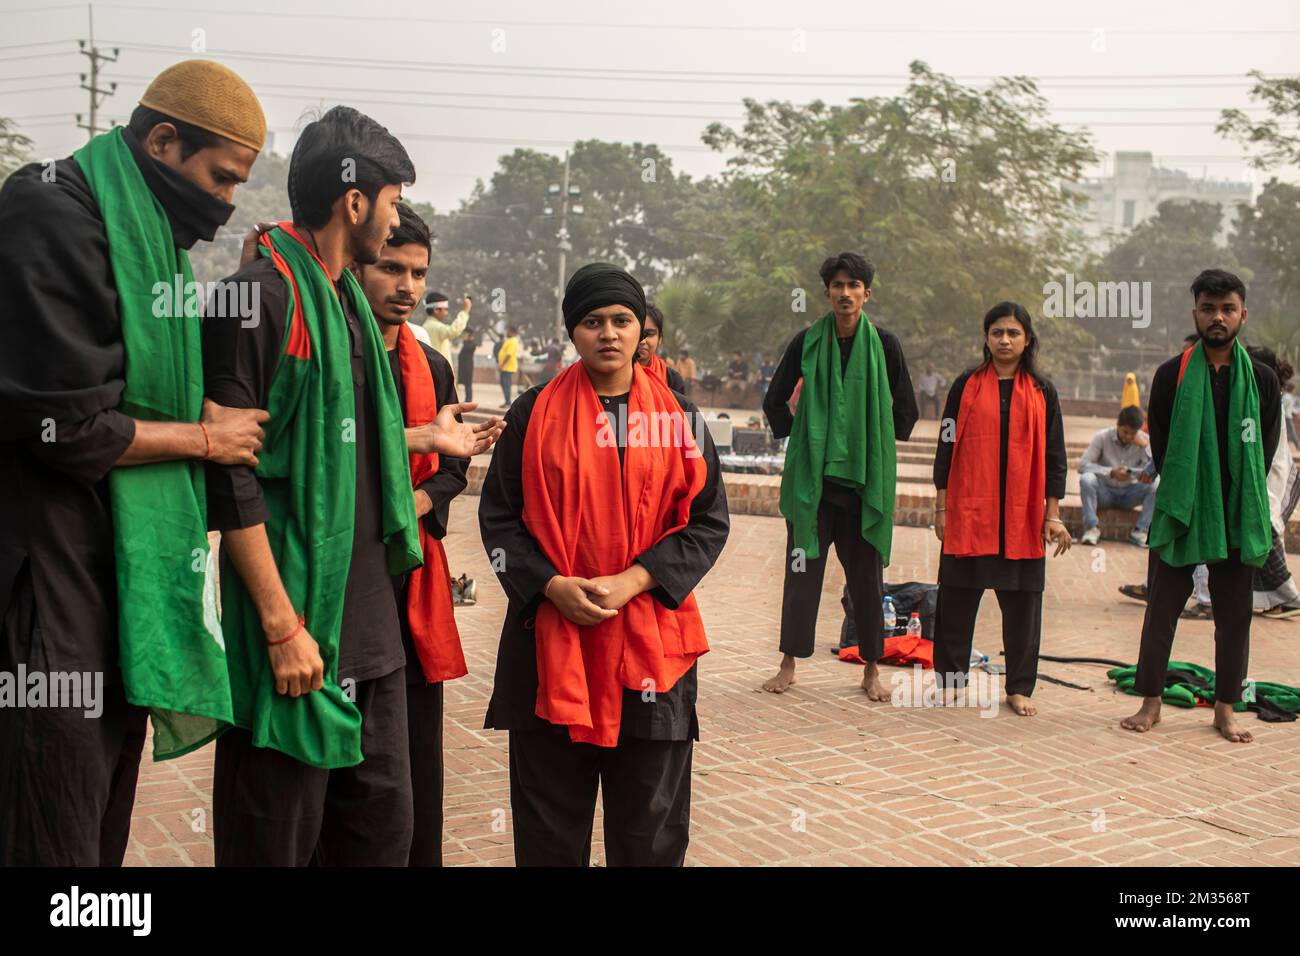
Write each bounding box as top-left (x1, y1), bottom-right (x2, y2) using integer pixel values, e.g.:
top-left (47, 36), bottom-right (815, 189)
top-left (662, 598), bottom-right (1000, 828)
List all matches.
top-left (838, 581), bottom-right (939, 648)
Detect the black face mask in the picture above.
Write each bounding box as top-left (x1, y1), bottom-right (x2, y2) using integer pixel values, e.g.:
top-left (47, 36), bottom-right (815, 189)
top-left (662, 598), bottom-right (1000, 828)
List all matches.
top-left (122, 126), bottom-right (236, 249)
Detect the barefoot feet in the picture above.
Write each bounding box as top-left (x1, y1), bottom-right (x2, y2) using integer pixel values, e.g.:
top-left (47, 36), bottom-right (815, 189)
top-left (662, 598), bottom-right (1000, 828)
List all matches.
top-left (1120, 697), bottom-right (1162, 733)
top-left (1213, 702), bottom-right (1254, 743)
top-left (762, 656), bottom-right (797, 694)
top-left (861, 662), bottom-right (890, 701)
top-left (1006, 693), bottom-right (1038, 716)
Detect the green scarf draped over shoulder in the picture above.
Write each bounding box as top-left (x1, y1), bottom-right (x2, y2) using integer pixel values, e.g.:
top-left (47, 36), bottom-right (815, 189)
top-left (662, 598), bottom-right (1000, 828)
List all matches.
top-left (219, 224), bottom-right (421, 769)
top-left (75, 128), bottom-right (230, 760)
top-left (1147, 340), bottom-right (1271, 568)
top-left (779, 312), bottom-right (896, 563)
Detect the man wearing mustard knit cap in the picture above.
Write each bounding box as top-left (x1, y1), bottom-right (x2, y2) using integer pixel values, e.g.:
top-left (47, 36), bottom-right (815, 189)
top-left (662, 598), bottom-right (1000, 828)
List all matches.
top-left (0, 60), bottom-right (269, 865)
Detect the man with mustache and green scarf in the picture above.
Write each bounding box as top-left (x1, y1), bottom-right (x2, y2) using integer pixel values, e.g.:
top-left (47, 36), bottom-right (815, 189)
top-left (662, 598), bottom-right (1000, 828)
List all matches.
top-left (761, 252), bottom-right (918, 701)
top-left (0, 60), bottom-right (269, 865)
top-left (1122, 270), bottom-right (1279, 744)
top-left (202, 106), bottom-right (499, 866)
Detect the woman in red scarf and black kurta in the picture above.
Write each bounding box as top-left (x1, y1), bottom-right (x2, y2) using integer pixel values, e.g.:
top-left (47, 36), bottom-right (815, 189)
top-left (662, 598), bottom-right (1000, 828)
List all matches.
top-left (637, 302), bottom-right (687, 394)
top-left (479, 263), bottom-right (729, 866)
top-left (932, 302), bottom-right (1070, 716)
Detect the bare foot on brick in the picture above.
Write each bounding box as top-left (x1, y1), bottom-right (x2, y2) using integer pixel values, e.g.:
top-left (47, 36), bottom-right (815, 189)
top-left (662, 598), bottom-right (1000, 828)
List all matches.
top-left (1120, 697), bottom-right (1162, 733)
top-left (861, 662), bottom-right (890, 701)
top-left (1007, 694), bottom-right (1038, 716)
top-left (1213, 702), bottom-right (1254, 743)
top-left (762, 655), bottom-right (797, 693)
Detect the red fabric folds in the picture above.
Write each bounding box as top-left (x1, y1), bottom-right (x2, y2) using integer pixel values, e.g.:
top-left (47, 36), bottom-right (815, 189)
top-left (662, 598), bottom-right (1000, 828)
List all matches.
top-left (943, 364), bottom-right (1047, 560)
top-left (396, 322), bottom-right (467, 684)
top-left (521, 361), bottom-right (709, 746)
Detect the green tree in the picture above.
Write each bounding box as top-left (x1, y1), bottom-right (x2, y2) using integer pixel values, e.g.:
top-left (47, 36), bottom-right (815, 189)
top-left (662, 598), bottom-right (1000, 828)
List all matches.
top-left (1231, 180), bottom-right (1300, 363)
top-left (699, 60), bottom-right (1100, 379)
top-left (0, 117), bottom-right (33, 185)
top-left (425, 141), bottom-right (711, 343)
top-left (1218, 71), bottom-right (1300, 170)
top-left (1093, 199), bottom-right (1239, 358)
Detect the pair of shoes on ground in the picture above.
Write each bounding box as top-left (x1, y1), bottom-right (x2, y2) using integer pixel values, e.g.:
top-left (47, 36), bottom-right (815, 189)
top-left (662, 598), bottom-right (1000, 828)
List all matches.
top-left (1080, 526), bottom-right (1148, 548)
top-left (1180, 603), bottom-right (1213, 621)
top-left (1261, 604), bottom-right (1300, 620)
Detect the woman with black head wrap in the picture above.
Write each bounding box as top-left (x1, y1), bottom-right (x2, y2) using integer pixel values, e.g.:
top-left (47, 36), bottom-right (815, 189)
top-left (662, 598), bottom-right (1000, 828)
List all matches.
top-left (478, 262), bottom-right (730, 866)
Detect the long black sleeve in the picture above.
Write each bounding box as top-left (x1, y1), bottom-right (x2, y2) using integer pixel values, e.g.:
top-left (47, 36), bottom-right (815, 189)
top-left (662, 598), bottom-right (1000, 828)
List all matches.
top-left (1147, 358), bottom-right (1177, 476)
top-left (763, 330), bottom-right (805, 440)
top-left (932, 370), bottom-right (971, 490)
top-left (0, 160), bottom-right (138, 483)
top-left (880, 327), bottom-right (919, 441)
top-left (201, 258), bottom-right (286, 530)
top-left (1044, 382), bottom-right (1067, 499)
top-left (633, 396), bottom-right (731, 609)
top-left (1258, 363), bottom-right (1281, 474)
top-left (418, 346), bottom-right (469, 540)
top-left (477, 388), bottom-right (560, 606)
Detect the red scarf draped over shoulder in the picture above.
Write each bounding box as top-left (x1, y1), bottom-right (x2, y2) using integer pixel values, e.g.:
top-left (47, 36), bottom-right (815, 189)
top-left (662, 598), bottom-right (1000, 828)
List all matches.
top-left (943, 364), bottom-right (1047, 560)
top-left (644, 352), bottom-right (669, 384)
top-left (396, 323), bottom-right (467, 684)
top-left (522, 361), bottom-right (709, 746)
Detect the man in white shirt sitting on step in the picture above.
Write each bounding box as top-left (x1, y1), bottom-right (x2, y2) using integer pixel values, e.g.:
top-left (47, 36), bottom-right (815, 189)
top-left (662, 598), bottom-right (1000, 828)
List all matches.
top-left (1078, 405), bottom-right (1157, 547)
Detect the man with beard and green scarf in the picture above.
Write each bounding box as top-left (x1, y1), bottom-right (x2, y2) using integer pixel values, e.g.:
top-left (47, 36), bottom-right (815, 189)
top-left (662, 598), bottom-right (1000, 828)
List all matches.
top-left (761, 252), bottom-right (918, 701)
top-left (203, 106), bottom-right (499, 866)
top-left (1122, 269), bottom-right (1278, 744)
top-left (0, 60), bottom-right (269, 865)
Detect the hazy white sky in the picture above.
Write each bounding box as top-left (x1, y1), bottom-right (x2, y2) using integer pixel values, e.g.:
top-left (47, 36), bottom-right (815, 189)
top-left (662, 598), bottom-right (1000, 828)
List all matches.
top-left (3, 0), bottom-right (1297, 210)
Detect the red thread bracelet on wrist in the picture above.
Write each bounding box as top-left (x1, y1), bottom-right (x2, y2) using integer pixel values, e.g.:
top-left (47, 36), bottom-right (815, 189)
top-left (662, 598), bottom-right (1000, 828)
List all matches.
top-left (198, 421), bottom-right (212, 460)
top-left (267, 614), bottom-right (305, 646)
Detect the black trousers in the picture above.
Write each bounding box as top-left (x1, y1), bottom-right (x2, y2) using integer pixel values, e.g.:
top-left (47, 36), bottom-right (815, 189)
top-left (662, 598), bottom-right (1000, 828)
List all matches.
top-left (508, 730), bottom-right (692, 867)
top-left (933, 586), bottom-right (1043, 698)
top-left (0, 572), bottom-right (147, 866)
top-left (1137, 550), bottom-right (1253, 703)
top-left (406, 680), bottom-right (444, 867)
top-left (459, 373), bottom-right (473, 403)
top-left (212, 666), bottom-right (413, 866)
top-left (779, 496), bottom-right (884, 661)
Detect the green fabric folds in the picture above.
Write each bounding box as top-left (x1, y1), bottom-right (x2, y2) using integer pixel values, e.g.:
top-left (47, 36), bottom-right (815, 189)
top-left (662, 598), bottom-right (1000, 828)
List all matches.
top-left (1147, 340), bottom-right (1271, 568)
top-left (1108, 661), bottom-right (1300, 716)
top-left (218, 225), bottom-right (421, 769)
top-left (74, 128), bottom-right (230, 760)
top-left (779, 312), bottom-right (896, 563)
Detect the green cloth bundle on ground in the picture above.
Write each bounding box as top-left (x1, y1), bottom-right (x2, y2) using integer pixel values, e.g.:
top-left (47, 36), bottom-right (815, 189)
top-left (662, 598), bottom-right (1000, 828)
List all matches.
top-left (1108, 661), bottom-right (1300, 721)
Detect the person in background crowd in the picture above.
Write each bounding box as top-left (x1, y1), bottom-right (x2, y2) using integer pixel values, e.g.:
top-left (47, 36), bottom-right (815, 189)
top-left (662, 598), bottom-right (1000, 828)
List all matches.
top-left (498, 324), bottom-right (521, 405)
top-left (1078, 406), bottom-right (1157, 548)
top-left (457, 327), bottom-right (478, 403)
top-left (423, 292), bottom-right (471, 364)
top-left (917, 363), bottom-right (945, 420)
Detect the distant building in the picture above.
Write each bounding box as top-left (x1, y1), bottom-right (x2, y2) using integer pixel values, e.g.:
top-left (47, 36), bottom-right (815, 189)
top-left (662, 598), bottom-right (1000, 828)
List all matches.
top-left (1073, 151), bottom-right (1252, 250)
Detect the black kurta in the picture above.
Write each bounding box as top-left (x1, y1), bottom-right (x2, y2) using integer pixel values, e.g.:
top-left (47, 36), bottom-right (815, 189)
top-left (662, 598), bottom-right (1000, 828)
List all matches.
top-left (478, 382), bottom-right (730, 742)
top-left (202, 256), bottom-right (405, 685)
top-left (0, 158), bottom-right (152, 866)
top-left (0, 159), bottom-right (138, 684)
top-left (204, 258), bottom-right (416, 866)
top-left (1146, 351), bottom-right (1280, 492)
top-left (933, 369), bottom-right (1067, 592)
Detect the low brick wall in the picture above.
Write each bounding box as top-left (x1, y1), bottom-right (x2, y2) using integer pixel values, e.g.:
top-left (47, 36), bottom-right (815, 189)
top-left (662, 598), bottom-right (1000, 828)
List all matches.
top-left (464, 459), bottom-right (1300, 552)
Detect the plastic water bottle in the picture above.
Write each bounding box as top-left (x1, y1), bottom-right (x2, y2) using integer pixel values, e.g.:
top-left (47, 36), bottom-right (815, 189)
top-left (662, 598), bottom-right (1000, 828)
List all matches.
top-left (882, 597), bottom-right (896, 634)
top-left (906, 611), bottom-right (922, 639)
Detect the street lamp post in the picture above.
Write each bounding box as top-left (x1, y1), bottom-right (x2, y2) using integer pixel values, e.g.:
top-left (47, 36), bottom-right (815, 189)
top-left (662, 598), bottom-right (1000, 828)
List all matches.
top-left (546, 150), bottom-right (583, 339)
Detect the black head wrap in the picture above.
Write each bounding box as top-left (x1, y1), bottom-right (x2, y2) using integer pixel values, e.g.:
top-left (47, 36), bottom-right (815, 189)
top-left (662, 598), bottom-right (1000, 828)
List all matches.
top-left (561, 262), bottom-right (646, 337)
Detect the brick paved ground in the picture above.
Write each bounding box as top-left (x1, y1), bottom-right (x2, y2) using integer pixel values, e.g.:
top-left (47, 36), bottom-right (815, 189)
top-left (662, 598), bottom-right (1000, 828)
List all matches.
top-left (127, 496), bottom-right (1300, 867)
